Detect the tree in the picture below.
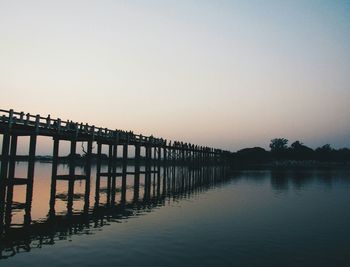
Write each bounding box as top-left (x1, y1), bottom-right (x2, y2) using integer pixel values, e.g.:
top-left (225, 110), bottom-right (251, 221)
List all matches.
top-left (269, 138), bottom-right (288, 152)
top-left (290, 141), bottom-right (303, 150)
top-left (290, 140), bottom-right (314, 160)
top-left (236, 147), bottom-right (270, 163)
top-left (315, 144), bottom-right (333, 161)
top-left (316, 144), bottom-right (332, 153)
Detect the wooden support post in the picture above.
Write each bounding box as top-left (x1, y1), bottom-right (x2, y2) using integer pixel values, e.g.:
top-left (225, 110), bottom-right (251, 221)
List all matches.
top-left (69, 139), bottom-right (77, 175)
top-left (84, 139), bottom-right (93, 211)
top-left (67, 175), bottom-right (74, 216)
top-left (5, 135), bottom-right (18, 227)
top-left (7, 135), bottom-right (17, 182)
top-left (67, 139), bottom-right (76, 215)
top-left (50, 138), bottom-right (59, 214)
top-left (145, 144), bottom-right (152, 199)
top-left (121, 143), bottom-right (128, 203)
top-left (6, 135), bottom-right (18, 201)
top-left (95, 142), bottom-right (102, 207)
top-left (123, 143), bottom-right (128, 160)
top-left (8, 109), bottom-right (14, 129)
top-left (107, 144), bottom-right (113, 204)
top-left (24, 134), bottom-right (37, 224)
top-left (0, 133), bottom-right (11, 230)
top-left (158, 146), bottom-right (162, 162)
top-left (111, 144), bottom-right (117, 204)
top-left (146, 145), bottom-right (151, 162)
top-left (133, 144), bottom-right (141, 202)
top-left (0, 133), bottom-right (10, 184)
top-left (133, 164), bottom-right (140, 202)
top-left (135, 144), bottom-right (141, 161)
top-left (163, 146), bottom-right (167, 163)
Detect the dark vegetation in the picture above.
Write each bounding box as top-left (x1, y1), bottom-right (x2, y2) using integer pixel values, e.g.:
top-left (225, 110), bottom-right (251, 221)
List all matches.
top-left (232, 138), bottom-right (350, 166)
top-left (31, 138), bottom-right (350, 167)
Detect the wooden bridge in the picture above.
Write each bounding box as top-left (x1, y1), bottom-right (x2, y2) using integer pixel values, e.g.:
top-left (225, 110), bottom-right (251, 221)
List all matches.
top-left (0, 109), bottom-right (231, 239)
top-left (0, 108), bottom-right (229, 164)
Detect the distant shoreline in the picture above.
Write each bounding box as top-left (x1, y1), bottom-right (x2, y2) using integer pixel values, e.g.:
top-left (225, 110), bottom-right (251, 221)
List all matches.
top-left (231, 160), bottom-right (350, 170)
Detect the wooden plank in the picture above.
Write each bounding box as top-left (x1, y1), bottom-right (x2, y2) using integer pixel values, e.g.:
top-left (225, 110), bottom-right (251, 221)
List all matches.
top-left (56, 175), bottom-right (87, 181)
top-left (6, 178), bottom-right (28, 185)
top-left (99, 172), bottom-right (123, 177)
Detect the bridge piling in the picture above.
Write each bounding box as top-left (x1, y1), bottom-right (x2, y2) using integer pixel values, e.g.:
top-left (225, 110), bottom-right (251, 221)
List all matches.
top-left (121, 143), bottom-right (128, 203)
top-left (107, 144), bottom-right (113, 204)
top-left (133, 144), bottom-right (141, 202)
top-left (84, 139), bottom-right (93, 211)
top-left (95, 142), bottom-right (102, 207)
top-left (5, 135), bottom-right (18, 227)
top-left (67, 139), bottom-right (77, 215)
top-left (24, 134), bottom-right (37, 219)
top-left (50, 138), bottom-right (59, 213)
top-left (110, 143), bottom-right (117, 204)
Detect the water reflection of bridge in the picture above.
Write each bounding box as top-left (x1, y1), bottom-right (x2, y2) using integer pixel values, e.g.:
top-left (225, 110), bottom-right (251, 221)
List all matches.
top-left (0, 164), bottom-right (230, 259)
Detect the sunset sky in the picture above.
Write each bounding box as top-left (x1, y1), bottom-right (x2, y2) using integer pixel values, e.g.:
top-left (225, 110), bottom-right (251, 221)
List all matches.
top-left (1, 0), bottom-right (349, 153)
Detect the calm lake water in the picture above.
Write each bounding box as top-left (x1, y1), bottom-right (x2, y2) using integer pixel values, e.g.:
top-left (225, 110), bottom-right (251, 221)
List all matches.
top-left (1, 163), bottom-right (350, 267)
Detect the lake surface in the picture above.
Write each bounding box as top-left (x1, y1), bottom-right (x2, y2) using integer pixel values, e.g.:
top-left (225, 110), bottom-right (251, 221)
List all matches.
top-left (1, 163), bottom-right (350, 267)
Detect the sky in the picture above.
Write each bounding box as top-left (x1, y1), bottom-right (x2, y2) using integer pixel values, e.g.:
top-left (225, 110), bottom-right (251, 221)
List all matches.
top-left (0, 0), bottom-right (349, 153)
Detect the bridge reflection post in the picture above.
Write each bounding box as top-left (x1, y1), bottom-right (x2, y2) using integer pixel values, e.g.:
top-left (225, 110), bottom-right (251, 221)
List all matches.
top-left (152, 168), bottom-right (156, 198)
top-left (181, 167), bottom-right (185, 193)
top-left (166, 166), bottom-right (171, 196)
top-left (171, 165), bottom-right (176, 195)
top-left (144, 170), bottom-right (151, 201)
top-left (162, 166), bottom-right (167, 196)
top-left (188, 168), bottom-right (192, 192)
top-left (190, 168), bottom-right (194, 192)
top-left (157, 165), bottom-right (161, 197)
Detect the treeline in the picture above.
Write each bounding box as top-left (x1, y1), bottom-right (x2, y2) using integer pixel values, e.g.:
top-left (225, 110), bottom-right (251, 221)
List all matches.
top-left (232, 138), bottom-right (350, 164)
